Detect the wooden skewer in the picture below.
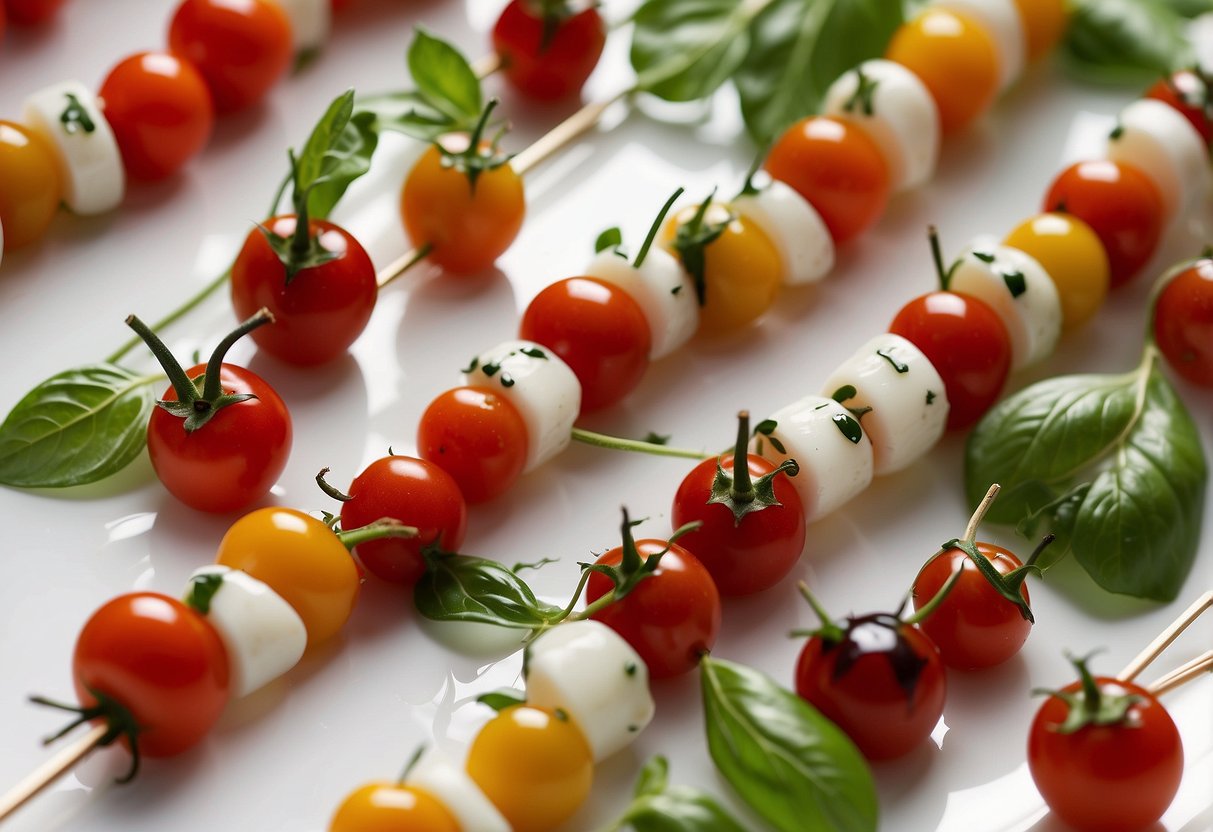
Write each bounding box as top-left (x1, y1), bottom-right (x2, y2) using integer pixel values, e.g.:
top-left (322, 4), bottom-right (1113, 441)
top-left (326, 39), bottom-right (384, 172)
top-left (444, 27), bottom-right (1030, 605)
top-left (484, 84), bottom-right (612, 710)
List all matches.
top-left (1148, 649), bottom-right (1213, 697)
top-left (471, 51), bottom-right (504, 79)
top-left (0, 724), bottom-right (108, 823)
top-left (1118, 590), bottom-right (1213, 682)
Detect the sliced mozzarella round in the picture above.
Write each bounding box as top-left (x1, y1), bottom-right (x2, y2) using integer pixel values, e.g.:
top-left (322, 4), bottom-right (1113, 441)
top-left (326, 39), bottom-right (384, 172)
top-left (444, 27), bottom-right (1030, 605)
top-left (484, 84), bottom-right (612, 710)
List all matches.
top-left (21, 81), bottom-right (124, 215)
top-left (266, 0), bottom-right (330, 52)
top-left (407, 749), bottom-right (511, 832)
top-left (822, 59), bottom-right (940, 192)
top-left (748, 395), bottom-right (874, 522)
top-left (582, 247), bottom-right (699, 360)
top-left (463, 339), bottom-right (580, 472)
top-left (1106, 98), bottom-right (1209, 224)
top-left (524, 620), bottom-right (654, 761)
top-left (930, 0), bottom-right (1025, 90)
top-left (732, 181), bottom-right (834, 285)
top-left (820, 333), bottom-right (949, 476)
top-left (185, 565), bottom-right (307, 699)
top-left (949, 238), bottom-right (1061, 370)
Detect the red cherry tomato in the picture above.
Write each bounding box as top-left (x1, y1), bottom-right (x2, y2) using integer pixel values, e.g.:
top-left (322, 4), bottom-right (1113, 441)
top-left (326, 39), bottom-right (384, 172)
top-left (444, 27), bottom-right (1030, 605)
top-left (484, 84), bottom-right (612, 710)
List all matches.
top-left (1153, 257), bottom-right (1213, 387)
top-left (3, 0), bottom-right (65, 25)
top-left (764, 115), bottom-right (890, 245)
top-left (1028, 676), bottom-right (1183, 832)
top-left (912, 542), bottom-right (1030, 670)
top-left (167, 0), bottom-right (292, 113)
top-left (518, 277), bottom-right (651, 413)
top-left (889, 291), bottom-right (1012, 430)
top-left (491, 0), bottom-right (607, 101)
top-left (338, 455), bottom-right (468, 584)
top-left (670, 453), bottom-right (806, 596)
top-left (795, 615), bottom-right (946, 760)
top-left (586, 539), bottom-right (721, 679)
top-left (72, 592), bottom-right (230, 758)
top-left (99, 51), bottom-right (216, 181)
top-left (148, 363), bottom-right (292, 513)
top-left (1042, 160), bottom-right (1164, 288)
top-left (1146, 70), bottom-right (1213, 146)
top-left (230, 216), bottom-right (378, 366)
top-left (417, 386), bottom-right (529, 504)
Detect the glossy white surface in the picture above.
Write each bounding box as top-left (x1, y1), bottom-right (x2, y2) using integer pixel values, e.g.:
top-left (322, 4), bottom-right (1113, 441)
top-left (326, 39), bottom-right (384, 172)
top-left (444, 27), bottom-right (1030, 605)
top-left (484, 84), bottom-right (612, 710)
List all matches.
top-left (0, 2), bottom-right (1211, 831)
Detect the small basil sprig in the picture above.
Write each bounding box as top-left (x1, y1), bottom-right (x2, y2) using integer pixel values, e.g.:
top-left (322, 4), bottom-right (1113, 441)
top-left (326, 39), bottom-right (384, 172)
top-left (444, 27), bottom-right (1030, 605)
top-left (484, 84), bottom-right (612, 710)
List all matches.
top-left (1062, 0), bottom-right (1194, 85)
top-left (598, 756), bottom-right (748, 832)
top-left (965, 346), bottom-right (1207, 601)
top-left (700, 656), bottom-right (878, 832)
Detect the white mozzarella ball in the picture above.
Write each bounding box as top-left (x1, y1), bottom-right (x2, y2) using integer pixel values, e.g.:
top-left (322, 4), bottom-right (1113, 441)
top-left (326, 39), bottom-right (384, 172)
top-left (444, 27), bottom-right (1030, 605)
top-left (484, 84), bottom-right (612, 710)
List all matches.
top-left (822, 59), bottom-right (940, 191)
top-left (266, 0), bottom-right (330, 51)
top-left (820, 334), bottom-right (949, 475)
top-left (732, 181), bottom-right (834, 285)
top-left (185, 565), bottom-right (307, 698)
top-left (931, 0), bottom-right (1025, 89)
top-left (524, 620), bottom-right (655, 761)
top-left (1106, 98), bottom-right (1209, 224)
top-left (463, 339), bottom-right (581, 472)
top-left (583, 247), bottom-right (699, 359)
top-left (407, 749), bottom-right (511, 832)
top-left (21, 81), bottom-right (124, 215)
top-left (749, 395), bottom-right (874, 522)
top-left (949, 238), bottom-right (1061, 370)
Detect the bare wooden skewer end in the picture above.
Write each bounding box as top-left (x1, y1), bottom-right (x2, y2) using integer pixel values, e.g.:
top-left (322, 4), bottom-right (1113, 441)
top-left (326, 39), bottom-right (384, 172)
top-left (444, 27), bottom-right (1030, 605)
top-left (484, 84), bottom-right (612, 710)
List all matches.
top-left (1118, 590), bottom-right (1213, 683)
top-left (1147, 649), bottom-right (1213, 698)
top-left (0, 723), bottom-right (108, 824)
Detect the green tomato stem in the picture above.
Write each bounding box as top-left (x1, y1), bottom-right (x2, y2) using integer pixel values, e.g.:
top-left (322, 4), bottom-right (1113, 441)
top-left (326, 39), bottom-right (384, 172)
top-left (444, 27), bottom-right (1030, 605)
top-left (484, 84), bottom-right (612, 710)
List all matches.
top-left (200, 309), bottom-right (274, 402)
top-left (569, 427), bottom-right (708, 460)
top-left (633, 187), bottom-right (684, 268)
top-left (124, 314), bottom-right (197, 403)
top-left (336, 519), bottom-right (420, 550)
top-left (964, 483), bottom-right (1000, 544)
top-left (903, 564), bottom-right (963, 626)
top-left (730, 410), bottom-right (754, 502)
top-left (108, 269), bottom-right (233, 365)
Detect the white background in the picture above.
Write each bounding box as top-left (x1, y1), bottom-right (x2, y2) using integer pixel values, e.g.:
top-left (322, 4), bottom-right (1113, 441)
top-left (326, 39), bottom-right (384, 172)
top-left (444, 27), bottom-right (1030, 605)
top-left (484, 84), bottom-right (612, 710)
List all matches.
top-left (0, 1), bottom-right (1210, 830)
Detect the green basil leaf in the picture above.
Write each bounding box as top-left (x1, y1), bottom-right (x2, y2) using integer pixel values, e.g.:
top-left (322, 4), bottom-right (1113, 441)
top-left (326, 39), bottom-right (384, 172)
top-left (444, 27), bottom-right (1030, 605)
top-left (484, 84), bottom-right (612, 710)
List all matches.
top-left (602, 756), bottom-right (749, 832)
top-left (1162, 0), bottom-right (1213, 16)
top-left (359, 92), bottom-right (454, 142)
top-left (408, 28), bottom-right (482, 123)
top-left (734, 0), bottom-right (903, 143)
top-left (476, 688), bottom-right (525, 711)
top-left (414, 552), bottom-right (564, 629)
top-left (306, 109), bottom-right (380, 219)
top-left (965, 353), bottom-right (1207, 601)
top-left (0, 364), bottom-right (159, 488)
top-left (630, 0), bottom-right (759, 102)
top-left (634, 755), bottom-right (670, 798)
top-left (1062, 0), bottom-right (1191, 86)
top-left (700, 657), bottom-right (877, 832)
top-left (296, 90), bottom-right (355, 194)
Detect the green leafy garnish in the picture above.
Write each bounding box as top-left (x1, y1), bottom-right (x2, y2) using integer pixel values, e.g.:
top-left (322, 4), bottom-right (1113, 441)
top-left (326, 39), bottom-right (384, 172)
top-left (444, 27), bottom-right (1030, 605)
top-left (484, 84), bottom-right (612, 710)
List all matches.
top-left (598, 756), bottom-right (748, 832)
top-left (414, 550), bottom-right (566, 630)
top-left (1062, 0), bottom-right (1193, 85)
top-left (631, 0), bottom-right (761, 102)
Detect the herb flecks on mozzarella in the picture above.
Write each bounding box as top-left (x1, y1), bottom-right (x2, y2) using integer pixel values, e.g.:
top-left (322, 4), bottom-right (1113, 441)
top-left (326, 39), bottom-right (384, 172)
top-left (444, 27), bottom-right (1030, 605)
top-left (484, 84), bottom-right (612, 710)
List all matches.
top-left (583, 247), bottom-right (699, 359)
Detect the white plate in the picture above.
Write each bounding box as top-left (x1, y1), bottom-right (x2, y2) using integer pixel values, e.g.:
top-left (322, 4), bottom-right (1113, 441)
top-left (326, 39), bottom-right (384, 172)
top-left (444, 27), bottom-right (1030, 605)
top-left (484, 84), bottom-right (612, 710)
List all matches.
top-left (0, 1), bottom-right (1210, 830)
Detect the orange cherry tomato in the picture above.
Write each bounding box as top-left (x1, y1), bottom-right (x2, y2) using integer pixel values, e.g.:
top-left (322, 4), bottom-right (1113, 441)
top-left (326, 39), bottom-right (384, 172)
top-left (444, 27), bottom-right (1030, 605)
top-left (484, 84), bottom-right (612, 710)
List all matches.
top-left (885, 9), bottom-right (999, 135)
top-left (466, 705), bottom-right (593, 832)
top-left (215, 507), bottom-right (360, 647)
top-left (764, 116), bottom-right (890, 245)
top-left (329, 782), bottom-right (460, 832)
top-left (1011, 0), bottom-right (1069, 61)
top-left (0, 121), bottom-right (62, 250)
top-left (417, 386), bottom-right (529, 503)
top-left (401, 143), bottom-right (525, 275)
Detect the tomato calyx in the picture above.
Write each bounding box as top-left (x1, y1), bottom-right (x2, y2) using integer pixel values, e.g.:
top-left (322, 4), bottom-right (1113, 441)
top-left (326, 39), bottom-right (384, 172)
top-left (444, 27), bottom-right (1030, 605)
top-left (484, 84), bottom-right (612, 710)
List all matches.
top-left (438, 98), bottom-right (512, 193)
top-left (1164, 65), bottom-right (1213, 124)
top-left (30, 687), bottom-right (142, 783)
top-left (523, 0), bottom-right (583, 52)
top-left (256, 154), bottom-right (341, 283)
top-left (1033, 653), bottom-right (1143, 734)
top-left (576, 507), bottom-right (701, 609)
top-left (126, 309), bottom-right (273, 432)
top-left (671, 189), bottom-right (728, 307)
top-left (708, 411), bottom-right (800, 525)
top-left (184, 572), bottom-right (225, 614)
top-left (843, 65), bottom-right (878, 117)
top-left (596, 187), bottom-right (685, 268)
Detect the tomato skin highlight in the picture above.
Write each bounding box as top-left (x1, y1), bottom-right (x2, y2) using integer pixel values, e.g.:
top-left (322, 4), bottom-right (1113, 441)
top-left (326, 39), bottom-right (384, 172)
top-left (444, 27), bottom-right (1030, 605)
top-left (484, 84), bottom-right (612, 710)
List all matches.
top-left (147, 363), bottom-right (291, 514)
top-left (586, 539), bottom-right (722, 679)
top-left (889, 291), bottom-right (1012, 430)
top-left (1028, 678), bottom-right (1183, 832)
top-left (339, 456), bottom-right (468, 584)
top-left (99, 51), bottom-right (215, 181)
top-left (1153, 258), bottom-right (1213, 387)
top-left (1003, 212), bottom-right (1109, 331)
top-left (0, 121), bottom-right (62, 250)
top-left (417, 386), bottom-right (529, 504)
top-left (519, 276), bottom-right (651, 413)
top-left (230, 216), bottom-right (378, 366)
top-left (492, 1), bottom-right (606, 101)
top-left (670, 454), bottom-right (806, 597)
top-left (912, 542), bottom-right (1030, 670)
top-left (73, 592), bottom-right (230, 758)
top-left (1042, 160), bottom-right (1164, 288)
top-left (329, 782), bottom-right (461, 832)
top-left (764, 116), bottom-right (890, 245)
top-left (401, 144), bottom-right (525, 275)
top-left (167, 0), bottom-right (292, 113)
top-left (795, 616), bottom-right (946, 761)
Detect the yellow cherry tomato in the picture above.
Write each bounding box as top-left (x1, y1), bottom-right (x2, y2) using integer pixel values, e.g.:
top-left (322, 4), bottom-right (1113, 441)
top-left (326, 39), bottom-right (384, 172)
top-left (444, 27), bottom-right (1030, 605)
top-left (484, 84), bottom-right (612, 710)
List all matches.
top-left (885, 9), bottom-right (999, 135)
top-left (1004, 213), bottom-right (1109, 331)
top-left (660, 202), bottom-right (783, 335)
top-left (0, 121), bottom-right (62, 250)
top-left (215, 507), bottom-right (359, 647)
top-left (1011, 0), bottom-right (1068, 61)
top-left (329, 782), bottom-right (460, 832)
top-left (466, 705), bottom-right (592, 832)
